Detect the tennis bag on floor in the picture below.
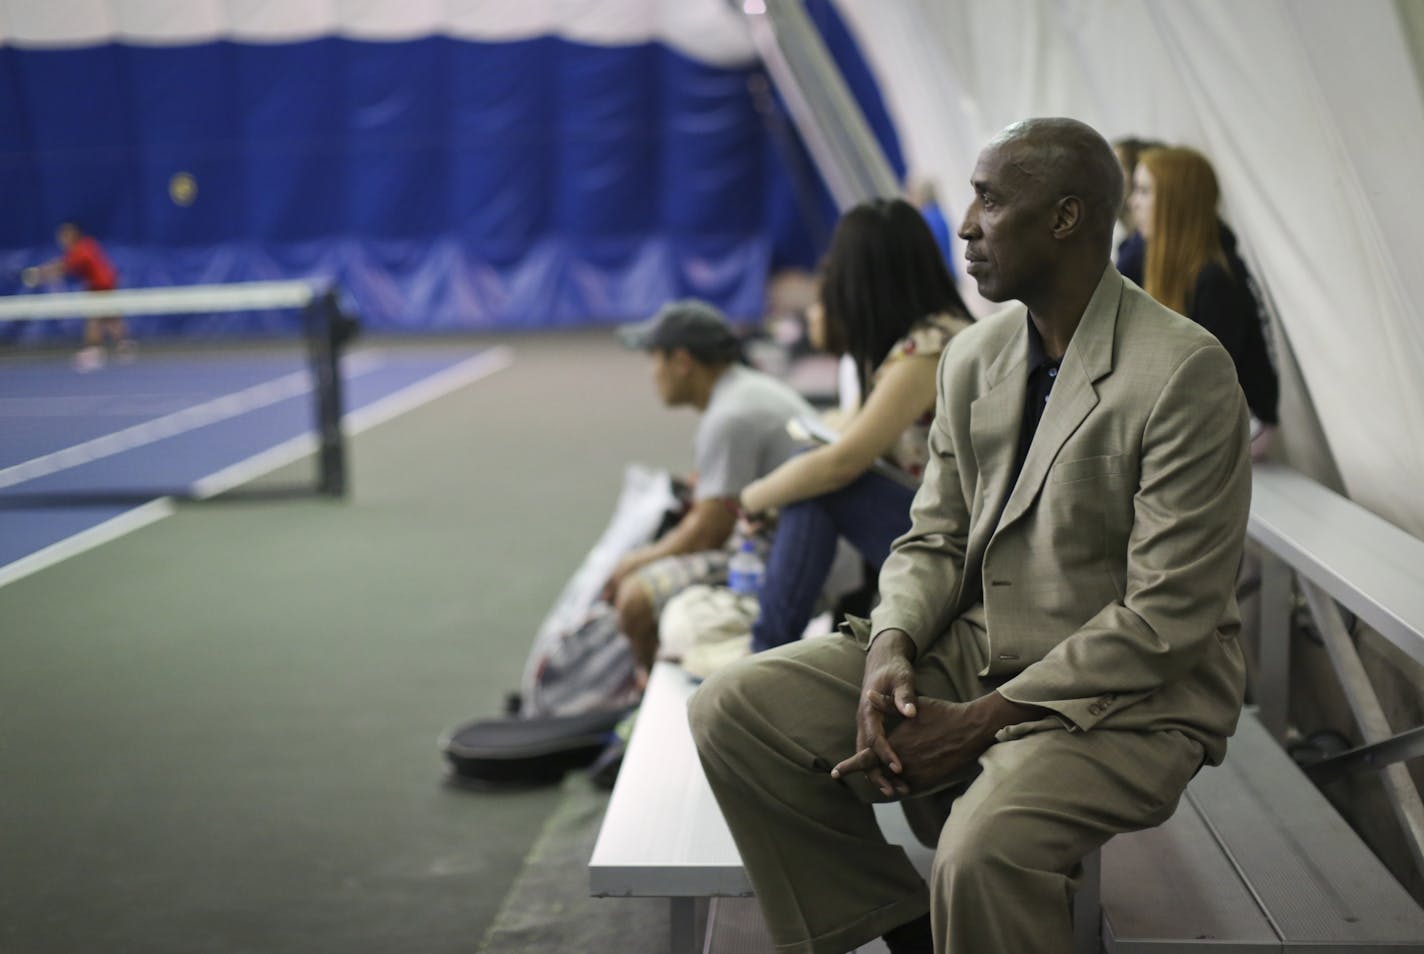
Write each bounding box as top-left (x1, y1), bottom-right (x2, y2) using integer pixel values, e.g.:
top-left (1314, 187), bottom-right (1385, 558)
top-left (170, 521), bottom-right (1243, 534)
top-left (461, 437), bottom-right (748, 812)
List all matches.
top-left (440, 704), bottom-right (633, 787)
top-left (438, 465), bottom-right (683, 787)
top-left (519, 464), bottom-right (682, 718)
top-left (439, 604), bottom-right (636, 786)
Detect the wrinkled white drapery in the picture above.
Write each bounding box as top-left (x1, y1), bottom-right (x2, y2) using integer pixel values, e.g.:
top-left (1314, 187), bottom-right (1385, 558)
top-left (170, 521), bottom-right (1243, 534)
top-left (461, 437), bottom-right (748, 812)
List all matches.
top-left (0, 0), bottom-right (756, 67)
top-left (835, 0), bottom-right (1424, 539)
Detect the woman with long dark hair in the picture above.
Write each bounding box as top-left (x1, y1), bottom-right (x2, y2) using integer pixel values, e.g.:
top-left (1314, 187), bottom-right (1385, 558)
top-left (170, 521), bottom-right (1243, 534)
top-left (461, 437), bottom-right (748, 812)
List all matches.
top-left (736, 197), bottom-right (972, 652)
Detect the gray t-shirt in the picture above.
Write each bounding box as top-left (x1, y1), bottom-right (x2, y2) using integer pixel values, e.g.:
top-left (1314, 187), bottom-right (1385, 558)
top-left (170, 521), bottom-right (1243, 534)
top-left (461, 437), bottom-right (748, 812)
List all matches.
top-left (694, 364), bottom-right (815, 501)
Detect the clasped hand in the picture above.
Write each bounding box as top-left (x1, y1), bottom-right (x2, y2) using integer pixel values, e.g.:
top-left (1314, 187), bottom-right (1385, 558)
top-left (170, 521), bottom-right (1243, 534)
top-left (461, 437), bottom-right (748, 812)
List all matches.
top-left (831, 630), bottom-right (1019, 797)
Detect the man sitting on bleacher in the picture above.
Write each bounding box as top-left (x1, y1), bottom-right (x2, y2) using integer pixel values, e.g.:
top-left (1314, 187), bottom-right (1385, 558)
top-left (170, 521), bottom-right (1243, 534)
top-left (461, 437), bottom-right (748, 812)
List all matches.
top-left (689, 118), bottom-right (1252, 954)
top-left (607, 299), bottom-right (814, 676)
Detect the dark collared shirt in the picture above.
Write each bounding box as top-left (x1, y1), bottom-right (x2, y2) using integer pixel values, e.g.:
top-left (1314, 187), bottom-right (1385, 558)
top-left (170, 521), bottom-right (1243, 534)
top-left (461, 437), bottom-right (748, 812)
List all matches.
top-left (1010, 314), bottom-right (1063, 490)
top-left (984, 315), bottom-right (1063, 567)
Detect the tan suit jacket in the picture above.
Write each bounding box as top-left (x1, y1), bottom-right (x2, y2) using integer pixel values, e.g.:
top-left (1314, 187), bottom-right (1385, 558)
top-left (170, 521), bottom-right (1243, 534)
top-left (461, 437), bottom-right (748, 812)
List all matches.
top-left (870, 265), bottom-right (1250, 764)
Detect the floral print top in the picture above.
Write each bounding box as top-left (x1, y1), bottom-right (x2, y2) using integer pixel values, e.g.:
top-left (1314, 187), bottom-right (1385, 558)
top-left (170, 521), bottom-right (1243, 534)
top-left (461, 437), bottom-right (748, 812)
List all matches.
top-left (873, 312), bottom-right (971, 481)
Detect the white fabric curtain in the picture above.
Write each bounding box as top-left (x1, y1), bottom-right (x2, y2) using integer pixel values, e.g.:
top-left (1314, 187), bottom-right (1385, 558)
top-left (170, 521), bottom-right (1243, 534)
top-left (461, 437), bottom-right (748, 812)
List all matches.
top-left (835, 0), bottom-right (1424, 538)
top-left (0, 0), bottom-right (755, 66)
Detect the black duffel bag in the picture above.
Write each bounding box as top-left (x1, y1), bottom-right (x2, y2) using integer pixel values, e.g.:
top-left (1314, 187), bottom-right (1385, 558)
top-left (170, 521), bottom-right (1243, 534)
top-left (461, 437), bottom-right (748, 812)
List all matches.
top-left (439, 706), bottom-right (632, 787)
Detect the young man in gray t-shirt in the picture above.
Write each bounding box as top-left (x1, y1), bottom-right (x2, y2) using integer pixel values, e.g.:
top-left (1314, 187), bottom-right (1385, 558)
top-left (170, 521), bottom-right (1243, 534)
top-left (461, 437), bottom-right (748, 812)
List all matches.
top-left (606, 299), bottom-right (813, 670)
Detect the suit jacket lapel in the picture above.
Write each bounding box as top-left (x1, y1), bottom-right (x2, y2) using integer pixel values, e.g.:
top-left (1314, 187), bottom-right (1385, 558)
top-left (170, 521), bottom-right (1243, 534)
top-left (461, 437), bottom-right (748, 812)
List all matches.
top-left (965, 318), bottom-right (1027, 584)
top-left (995, 267), bottom-right (1122, 533)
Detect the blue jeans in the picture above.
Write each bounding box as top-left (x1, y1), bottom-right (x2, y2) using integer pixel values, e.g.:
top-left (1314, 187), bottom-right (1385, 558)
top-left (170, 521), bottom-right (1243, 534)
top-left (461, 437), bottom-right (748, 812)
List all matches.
top-left (750, 470), bottom-right (916, 653)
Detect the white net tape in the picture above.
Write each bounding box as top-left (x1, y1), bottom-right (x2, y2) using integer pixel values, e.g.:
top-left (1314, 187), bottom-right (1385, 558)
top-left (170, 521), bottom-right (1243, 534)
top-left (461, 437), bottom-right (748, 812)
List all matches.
top-left (0, 281), bottom-right (317, 321)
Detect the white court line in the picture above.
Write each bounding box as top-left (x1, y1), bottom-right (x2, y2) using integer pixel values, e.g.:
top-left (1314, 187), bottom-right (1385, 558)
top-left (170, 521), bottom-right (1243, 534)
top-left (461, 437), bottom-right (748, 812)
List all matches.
top-left (0, 346), bottom-right (515, 589)
top-left (0, 352), bottom-right (383, 492)
top-left (343, 345), bottom-right (515, 435)
top-left (191, 345), bottom-right (515, 499)
top-left (0, 499), bottom-right (177, 589)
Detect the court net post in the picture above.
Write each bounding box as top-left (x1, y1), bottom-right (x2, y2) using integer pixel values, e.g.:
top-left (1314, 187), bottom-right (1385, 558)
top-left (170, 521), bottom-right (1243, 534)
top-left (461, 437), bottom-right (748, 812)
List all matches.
top-left (305, 288), bottom-right (359, 497)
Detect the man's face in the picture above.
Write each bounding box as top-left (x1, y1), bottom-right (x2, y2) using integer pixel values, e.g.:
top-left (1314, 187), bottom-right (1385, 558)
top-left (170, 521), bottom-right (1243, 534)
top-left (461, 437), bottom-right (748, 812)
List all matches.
top-left (958, 141), bottom-right (1058, 303)
top-left (650, 349), bottom-right (690, 406)
top-left (1128, 163), bottom-right (1155, 240)
top-left (55, 225), bottom-right (78, 250)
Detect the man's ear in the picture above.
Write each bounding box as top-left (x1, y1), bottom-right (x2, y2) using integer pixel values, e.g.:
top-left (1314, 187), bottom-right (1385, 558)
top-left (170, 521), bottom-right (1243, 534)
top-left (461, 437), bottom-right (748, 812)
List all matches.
top-left (1052, 195), bottom-right (1084, 239)
top-left (671, 347), bottom-right (695, 375)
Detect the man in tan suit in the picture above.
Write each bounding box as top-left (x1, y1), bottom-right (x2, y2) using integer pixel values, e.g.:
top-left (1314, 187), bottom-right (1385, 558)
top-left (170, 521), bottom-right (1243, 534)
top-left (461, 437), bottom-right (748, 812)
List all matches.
top-left (689, 118), bottom-right (1251, 954)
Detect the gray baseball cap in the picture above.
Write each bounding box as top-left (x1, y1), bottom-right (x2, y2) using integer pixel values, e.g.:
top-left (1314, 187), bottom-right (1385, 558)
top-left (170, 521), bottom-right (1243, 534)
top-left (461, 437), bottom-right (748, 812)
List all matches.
top-left (617, 299), bottom-right (741, 363)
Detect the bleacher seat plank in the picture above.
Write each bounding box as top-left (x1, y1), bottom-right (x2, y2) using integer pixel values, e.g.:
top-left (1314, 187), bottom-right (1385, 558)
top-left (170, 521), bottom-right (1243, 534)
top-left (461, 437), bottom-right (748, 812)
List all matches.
top-left (1249, 466), bottom-right (1424, 667)
top-left (1104, 711), bottom-right (1424, 951)
top-left (1192, 713), bottom-right (1424, 949)
top-left (592, 667), bottom-right (1424, 953)
top-left (589, 662), bottom-right (751, 900)
top-left (1103, 793), bottom-right (1277, 950)
top-left (592, 662), bottom-right (925, 954)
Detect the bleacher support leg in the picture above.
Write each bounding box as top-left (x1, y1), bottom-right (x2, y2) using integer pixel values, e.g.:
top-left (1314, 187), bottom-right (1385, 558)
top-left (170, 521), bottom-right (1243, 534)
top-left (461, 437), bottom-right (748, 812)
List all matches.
top-left (1257, 552), bottom-right (1293, 741)
top-left (670, 898), bottom-right (698, 954)
top-left (1300, 580), bottom-right (1424, 882)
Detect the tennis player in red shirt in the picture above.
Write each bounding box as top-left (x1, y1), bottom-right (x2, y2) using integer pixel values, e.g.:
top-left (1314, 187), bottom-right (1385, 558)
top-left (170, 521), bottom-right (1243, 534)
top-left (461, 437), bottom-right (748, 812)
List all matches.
top-left (24, 222), bottom-right (134, 371)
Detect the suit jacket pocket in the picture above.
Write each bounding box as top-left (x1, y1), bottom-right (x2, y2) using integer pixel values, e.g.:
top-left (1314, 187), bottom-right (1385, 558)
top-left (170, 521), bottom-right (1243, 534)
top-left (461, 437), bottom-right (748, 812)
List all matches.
top-left (1050, 453), bottom-right (1123, 484)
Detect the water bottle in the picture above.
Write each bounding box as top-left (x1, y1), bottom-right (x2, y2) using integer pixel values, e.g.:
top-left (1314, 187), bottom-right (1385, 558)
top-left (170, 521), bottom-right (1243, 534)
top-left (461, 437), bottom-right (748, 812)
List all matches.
top-left (727, 539), bottom-right (764, 597)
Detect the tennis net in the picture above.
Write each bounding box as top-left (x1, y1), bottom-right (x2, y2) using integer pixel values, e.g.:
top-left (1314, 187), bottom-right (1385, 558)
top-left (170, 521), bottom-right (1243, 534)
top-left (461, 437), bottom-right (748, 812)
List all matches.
top-left (0, 280), bottom-right (358, 497)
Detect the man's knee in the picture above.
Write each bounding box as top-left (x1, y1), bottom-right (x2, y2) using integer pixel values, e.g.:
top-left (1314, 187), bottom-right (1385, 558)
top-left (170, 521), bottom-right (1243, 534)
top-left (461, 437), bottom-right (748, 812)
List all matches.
top-left (614, 577), bottom-right (652, 627)
top-left (688, 659), bottom-right (759, 755)
top-left (931, 802), bottom-right (1019, 893)
top-left (688, 665), bottom-right (733, 751)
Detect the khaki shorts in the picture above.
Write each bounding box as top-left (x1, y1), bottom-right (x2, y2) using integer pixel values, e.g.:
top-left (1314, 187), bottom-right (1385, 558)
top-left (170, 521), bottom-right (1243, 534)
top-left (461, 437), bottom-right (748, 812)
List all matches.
top-left (629, 549), bottom-right (731, 616)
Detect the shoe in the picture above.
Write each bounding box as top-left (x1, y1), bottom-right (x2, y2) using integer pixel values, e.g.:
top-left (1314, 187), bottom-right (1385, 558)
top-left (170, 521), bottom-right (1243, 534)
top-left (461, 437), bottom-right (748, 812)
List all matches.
top-left (73, 346), bottom-right (105, 373)
top-left (586, 736), bottom-right (626, 790)
top-left (114, 339), bottom-right (138, 364)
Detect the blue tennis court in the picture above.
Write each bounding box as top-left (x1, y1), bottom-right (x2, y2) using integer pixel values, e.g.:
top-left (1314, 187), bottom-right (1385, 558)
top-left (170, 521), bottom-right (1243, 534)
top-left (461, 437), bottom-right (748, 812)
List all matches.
top-left (0, 344), bottom-right (510, 575)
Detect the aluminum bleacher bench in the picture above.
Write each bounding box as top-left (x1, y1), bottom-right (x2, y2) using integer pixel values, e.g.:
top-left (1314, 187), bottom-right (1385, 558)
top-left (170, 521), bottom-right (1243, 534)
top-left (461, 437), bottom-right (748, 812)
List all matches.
top-left (588, 662), bottom-right (754, 954)
top-left (588, 661), bottom-right (1095, 954)
top-left (1104, 708), bottom-right (1424, 950)
top-left (591, 662), bottom-right (1424, 953)
top-left (589, 466), bottom-right (1424, 951)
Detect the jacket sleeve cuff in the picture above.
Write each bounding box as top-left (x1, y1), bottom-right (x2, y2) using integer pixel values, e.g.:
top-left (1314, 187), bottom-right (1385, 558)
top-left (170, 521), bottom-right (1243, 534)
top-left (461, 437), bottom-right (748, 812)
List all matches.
top-left (995, 680), bottom-right (1145, 734)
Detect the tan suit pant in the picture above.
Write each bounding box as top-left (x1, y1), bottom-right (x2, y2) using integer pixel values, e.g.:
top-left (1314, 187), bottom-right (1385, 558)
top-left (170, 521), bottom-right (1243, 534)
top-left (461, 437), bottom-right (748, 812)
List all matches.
top-left (688, 628), bottom-right (1205, 954)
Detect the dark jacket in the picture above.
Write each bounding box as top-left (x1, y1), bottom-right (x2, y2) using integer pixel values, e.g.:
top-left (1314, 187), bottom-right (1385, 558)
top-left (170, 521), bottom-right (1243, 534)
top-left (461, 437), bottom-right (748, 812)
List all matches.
top-left (1191, 228), bottom-right (1279, 424)
top-left (1117, 225), bottom-right (1279, 424)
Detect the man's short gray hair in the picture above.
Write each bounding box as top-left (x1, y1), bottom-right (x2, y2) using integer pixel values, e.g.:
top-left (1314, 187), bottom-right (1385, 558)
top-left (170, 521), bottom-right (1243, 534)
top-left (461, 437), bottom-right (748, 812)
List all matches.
top-left (992, 118), bottom-right (1124, 246)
